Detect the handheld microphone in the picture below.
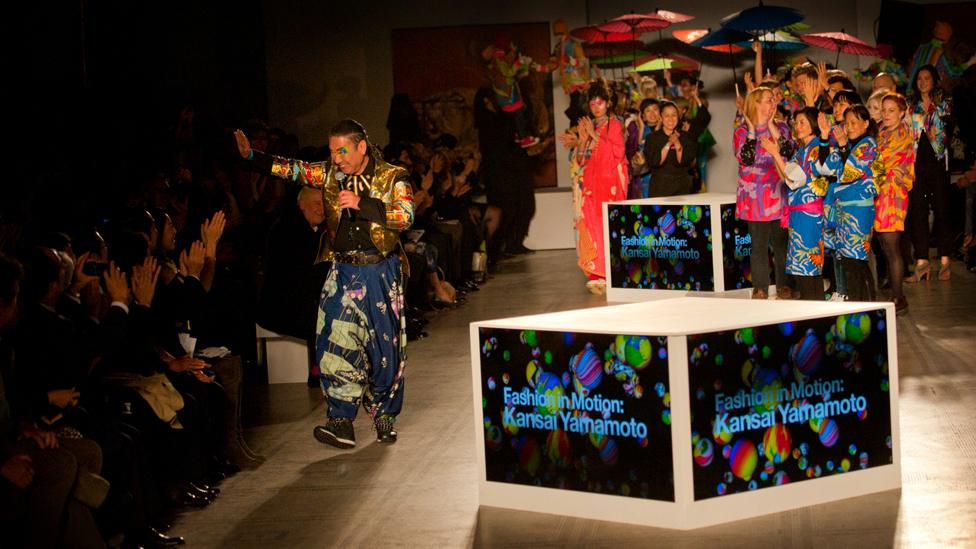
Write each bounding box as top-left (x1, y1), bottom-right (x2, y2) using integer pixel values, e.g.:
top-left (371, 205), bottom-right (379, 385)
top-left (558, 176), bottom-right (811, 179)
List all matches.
top-left (335, 172), bottom-right (352, 220)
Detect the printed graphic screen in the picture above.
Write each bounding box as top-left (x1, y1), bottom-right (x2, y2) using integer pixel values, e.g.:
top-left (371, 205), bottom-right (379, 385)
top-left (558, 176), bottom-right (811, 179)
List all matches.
top-left (607, 204), bottom-right (714, 291)
top-left (721, 203), bottom-right (754, 290)
top-left (686, 310), bottom-right (893, 500)
top-left (479, 328), bottom-right (674, 501)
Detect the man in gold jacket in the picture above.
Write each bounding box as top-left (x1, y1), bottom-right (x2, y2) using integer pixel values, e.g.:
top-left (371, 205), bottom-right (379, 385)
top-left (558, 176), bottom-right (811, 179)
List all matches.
top-left (235, 119), bottom-right (413, 447)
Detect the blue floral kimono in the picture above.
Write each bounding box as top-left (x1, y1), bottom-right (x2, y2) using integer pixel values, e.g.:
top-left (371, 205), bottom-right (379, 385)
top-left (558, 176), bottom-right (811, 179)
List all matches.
top-left (783, 138), bottom-right (831, 276)
top-left (824, 136), bottom-right (878, 261)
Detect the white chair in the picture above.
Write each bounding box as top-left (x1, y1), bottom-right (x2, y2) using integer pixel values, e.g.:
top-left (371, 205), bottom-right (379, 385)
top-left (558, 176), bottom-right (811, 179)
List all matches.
top-left (255, 324), bottom-right (311, 384)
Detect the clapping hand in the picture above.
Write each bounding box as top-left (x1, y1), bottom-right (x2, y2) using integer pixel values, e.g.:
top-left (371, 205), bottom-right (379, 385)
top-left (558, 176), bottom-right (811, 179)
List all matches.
top-left (233, 129), bottom-right (251, 159)
top-left (577, 116), bottom-right (595, 141)
top-left (102, 262), bottom-right (130, 305)
top-left (132, 256), bottom-right (161, 307)
top-left (832, 125), bottom-right (848, 147)
top-left (200, 211), bottom-right (226, 259)
top-left (816, 61), bottom-right (829, 91)
top-left (557, 131), bottom-right (579, 150)
top-left (817, 112), bottom-right (831, 137)
top-left (179, 241), bottom-right (206, 278)
top-left (767, 118), bottom-right (781, 141)
top-left (802, 77), bottom-right (820, 107)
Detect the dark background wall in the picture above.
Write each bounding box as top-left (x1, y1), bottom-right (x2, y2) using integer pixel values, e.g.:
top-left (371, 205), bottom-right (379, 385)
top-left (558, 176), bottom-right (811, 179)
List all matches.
top-left (9, 0), bottom-right (269, 233)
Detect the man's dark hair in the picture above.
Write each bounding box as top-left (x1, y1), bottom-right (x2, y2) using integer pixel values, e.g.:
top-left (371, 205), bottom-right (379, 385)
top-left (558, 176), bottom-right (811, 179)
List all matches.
top-left (329, 119), bottom-right (368, 145)
top-left (0, 254), bottom-right (23, 305)
top-left (832, 89), bottom-right (863, 106)
top-left (792, 63), bottom-right (818, 80)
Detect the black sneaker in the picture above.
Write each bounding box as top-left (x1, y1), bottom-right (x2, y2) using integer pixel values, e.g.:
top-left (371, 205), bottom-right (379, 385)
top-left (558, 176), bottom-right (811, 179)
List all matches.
top-left (374, 414), bottom-right (398, 443)
top-left (313, 418), bottom-right (356, 449)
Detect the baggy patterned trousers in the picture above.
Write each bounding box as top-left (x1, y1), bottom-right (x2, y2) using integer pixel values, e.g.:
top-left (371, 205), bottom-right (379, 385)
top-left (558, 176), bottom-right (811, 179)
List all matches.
top-left (315, 255), bottom-right (406, 419)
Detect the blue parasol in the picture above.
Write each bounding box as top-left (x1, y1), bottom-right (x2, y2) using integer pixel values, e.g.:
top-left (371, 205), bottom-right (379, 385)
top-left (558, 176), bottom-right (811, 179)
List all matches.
top-left (720, 2), bottom-right (805, 34)
top-left (689, 27), bottom-right (755, 82)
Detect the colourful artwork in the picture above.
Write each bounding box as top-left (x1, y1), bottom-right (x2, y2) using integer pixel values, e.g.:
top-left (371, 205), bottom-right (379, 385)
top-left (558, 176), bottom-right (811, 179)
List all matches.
top-left (608, 204), bottom-right (714, 291)
top-left (479, 328), bottom-right (673, 501)
top-left (687, 309), bottom-right (893, 500)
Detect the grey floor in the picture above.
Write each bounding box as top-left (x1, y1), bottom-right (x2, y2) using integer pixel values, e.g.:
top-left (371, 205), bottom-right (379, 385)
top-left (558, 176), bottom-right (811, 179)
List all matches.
top-left (174, 250), bottom-right (976, 548)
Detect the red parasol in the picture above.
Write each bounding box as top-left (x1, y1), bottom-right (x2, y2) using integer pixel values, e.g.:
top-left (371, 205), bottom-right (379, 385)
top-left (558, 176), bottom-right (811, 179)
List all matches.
top-left (673, 29), bottom-right (746, 54)
top-left (800, 30), bottom-right (879, 65)
top-left (569, 25), bottom-right (637, 43)
top-left (597, 13), bottom-right (671, 35)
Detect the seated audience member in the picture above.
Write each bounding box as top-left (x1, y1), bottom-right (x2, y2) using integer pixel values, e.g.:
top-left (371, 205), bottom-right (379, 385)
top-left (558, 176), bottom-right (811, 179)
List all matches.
top-left (0, 254), bottom-right (106, 549)
top-left (258, 187), bottom-right (326, 340)
top-left (258, 187), bottom-right (329, 382)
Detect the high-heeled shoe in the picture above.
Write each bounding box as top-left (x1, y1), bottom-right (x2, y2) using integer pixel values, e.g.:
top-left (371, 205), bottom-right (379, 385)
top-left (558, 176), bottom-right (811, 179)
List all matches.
top-left (938, 262), bottom-right (951, 281)
top-left (904, 262), bottom-right (930, 283)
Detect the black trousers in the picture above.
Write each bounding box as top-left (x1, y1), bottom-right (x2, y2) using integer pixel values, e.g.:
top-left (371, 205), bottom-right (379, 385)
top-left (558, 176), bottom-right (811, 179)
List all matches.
top-left (907, 144), bottom-right (953, 259)
top-left (840, 257), bottom-right (876, 302)
top-left (747, 220), bottom-right (791, 291)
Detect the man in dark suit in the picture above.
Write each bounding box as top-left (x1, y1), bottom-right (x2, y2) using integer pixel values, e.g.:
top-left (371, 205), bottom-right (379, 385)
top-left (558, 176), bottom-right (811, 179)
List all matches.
top-left (257, 187), bottom-right (328, 383)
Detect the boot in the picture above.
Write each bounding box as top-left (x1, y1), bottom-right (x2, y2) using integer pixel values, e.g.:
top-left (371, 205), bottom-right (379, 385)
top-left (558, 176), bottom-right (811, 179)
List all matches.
top-left (214, 356), bottom-right (265, 469)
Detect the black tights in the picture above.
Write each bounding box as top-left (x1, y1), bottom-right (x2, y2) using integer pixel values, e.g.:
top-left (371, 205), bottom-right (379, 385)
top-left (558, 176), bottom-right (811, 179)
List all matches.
top-left (840, 258), bottom-right (876, 302)
top-left (877, 232), bottom-right (905, 300)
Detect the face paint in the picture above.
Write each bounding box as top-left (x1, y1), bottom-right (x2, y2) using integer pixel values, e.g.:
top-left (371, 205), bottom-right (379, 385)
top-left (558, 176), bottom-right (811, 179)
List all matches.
top-left (336, 146), bottom-right (349, 155)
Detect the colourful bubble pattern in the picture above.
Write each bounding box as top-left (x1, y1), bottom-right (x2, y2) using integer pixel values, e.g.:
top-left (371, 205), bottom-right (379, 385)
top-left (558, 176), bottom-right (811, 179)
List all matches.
top-left (479, 328), bottom-right (674, 501)
top-left (687, 309), bottom-right (894, 500)
top-left (608, 204), bottom-right (714, 291)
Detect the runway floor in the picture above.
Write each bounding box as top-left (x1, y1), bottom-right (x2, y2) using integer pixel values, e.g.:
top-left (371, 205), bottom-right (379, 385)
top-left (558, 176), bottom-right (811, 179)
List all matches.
top-left (174, 249), bottom-right (976, 548)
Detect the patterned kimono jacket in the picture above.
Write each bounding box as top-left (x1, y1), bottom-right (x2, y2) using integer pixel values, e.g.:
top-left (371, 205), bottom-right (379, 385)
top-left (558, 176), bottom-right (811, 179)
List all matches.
top-left (824, 135), bottom-right (879, 260)
top-left (874, 122), bottom-right (916, 232)
top-left (908, 92), bottom-right (951, 161)
top-left (734, 121), bottom-right (795, 222)
top-left (783, 137), bottom-right (831, 276)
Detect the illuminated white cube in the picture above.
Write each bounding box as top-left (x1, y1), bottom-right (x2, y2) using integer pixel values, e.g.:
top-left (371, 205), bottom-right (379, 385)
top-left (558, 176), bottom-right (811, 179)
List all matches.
top-left (470, 297), bottom-right (899, 529)
top-left (603, 193), bottom-right (757, 302)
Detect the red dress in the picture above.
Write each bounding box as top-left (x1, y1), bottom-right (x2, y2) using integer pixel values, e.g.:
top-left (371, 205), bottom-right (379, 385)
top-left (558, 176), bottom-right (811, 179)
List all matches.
top-left (574, 117), bottom-right (628, 279)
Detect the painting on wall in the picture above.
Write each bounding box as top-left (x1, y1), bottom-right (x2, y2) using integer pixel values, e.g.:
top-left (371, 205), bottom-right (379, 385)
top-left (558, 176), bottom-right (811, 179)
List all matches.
top-left (391, 22), bottom-right (557, 188)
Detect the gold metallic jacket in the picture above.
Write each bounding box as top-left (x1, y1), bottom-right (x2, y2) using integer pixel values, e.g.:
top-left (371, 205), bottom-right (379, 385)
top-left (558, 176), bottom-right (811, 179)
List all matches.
top-left (261, 151), bottom-right (414, 264)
